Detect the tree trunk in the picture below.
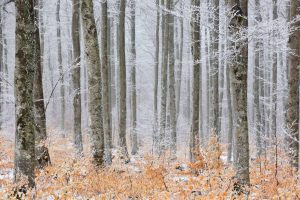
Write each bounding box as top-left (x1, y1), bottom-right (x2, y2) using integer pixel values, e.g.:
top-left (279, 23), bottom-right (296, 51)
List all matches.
top-left (130, 0), bottom-right (138, 155)
top-left (118, 0), bottom-right (129, 160)
top-left (72, 0), bottom-right (83, 154)
top-left (167, 0), bottom-right (177, 156)
top-left (0, 7), bottom-right (3, 130)
top-left (34, 0), bottom-right (50, 169)
top-left (81, 0), bottom-right (104, 166)
top-left (287, 0), bottom-right (300, 170)
top-left (107, 16), bottom-right (113, 151)
top-left (56, 0), bottom-right (65, 131)
top-left (228, 0), bottom-right (250, 188)
top-left (14, 0), bottom-right (36, 188)
top-left (254, 0), bottom-right (262, 158)
top-left (101, 0), bottom-right (112, 163)
top-left (212, 0), bottom-right (220, 136)
top-left (159, 0), bottom-right (169, 154)
top-left (190, 0), bottom-right (200, 162)
top-left (176, 1), bottom-right (184, 119)
top-left (226, 64), bottom-right (233, 163)
top-left (153, 0), bottom-right (160, 153)
top-left (272, 0), bottom-right (278, 140)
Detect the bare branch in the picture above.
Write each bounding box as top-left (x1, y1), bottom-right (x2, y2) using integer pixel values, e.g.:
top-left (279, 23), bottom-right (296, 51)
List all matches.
top-left (0, 0), bottom-right (14, 6)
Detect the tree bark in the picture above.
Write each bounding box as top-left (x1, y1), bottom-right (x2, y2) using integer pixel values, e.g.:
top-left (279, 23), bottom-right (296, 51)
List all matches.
top-left (101, 0), bottom-right (112, 163)
top-left (254, 0), bottom-right (263, 158)
top-left (72, 0), bottom-right (83, 154)
top-left (212, 0), bottom-right (220, 136)
top-left (167, 0), bottom-right (177, 156)
top-left (153, 0), bottom-right (160, 152)
top-left (287, 0), bottom-right (300, 170)
top-left (34, 0), bottom-right (50, 169)
top-left (159, 0), bottom-right (169, 154)
top-left (56, 0), bottom-right (65, 131)
top-left (228, 0), bottom-right (250, 188)
top-left (130, 0), bottom-right (138, 155)
top-left (0, 7), bottom-right (3, 130)
top-left (81, 0), bottom-right (104, 166)
top-left (272, 0), bottom-right (278, 140)
top-left (226, 64), bottom-right (233, 163)
top-left (118, 0), bottom-right (129, 160)
top-left (14, 0), bottom-right (36, 188)
top-left (176, 1), bottom-right (184, 119)
top-left (190, 0), bottom-right (200, 162)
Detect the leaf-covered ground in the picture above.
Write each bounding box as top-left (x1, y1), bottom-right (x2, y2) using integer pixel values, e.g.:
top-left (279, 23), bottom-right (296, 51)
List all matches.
top-left (0, 130), bottom-right (299, 199)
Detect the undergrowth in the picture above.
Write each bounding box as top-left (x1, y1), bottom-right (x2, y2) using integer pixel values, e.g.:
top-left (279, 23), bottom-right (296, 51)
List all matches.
top-left (0, 132), bottom-right (299, 199)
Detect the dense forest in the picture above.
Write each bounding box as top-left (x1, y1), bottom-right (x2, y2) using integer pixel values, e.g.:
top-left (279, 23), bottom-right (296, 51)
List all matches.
top-left (0, 0), bottom-right (299, 199)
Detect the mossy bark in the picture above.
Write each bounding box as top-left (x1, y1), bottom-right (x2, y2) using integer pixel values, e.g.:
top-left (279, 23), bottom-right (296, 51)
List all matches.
top-left (14, 0), bottom-right (36, 188)
top-left (81, 0), bottom-right (104, 166)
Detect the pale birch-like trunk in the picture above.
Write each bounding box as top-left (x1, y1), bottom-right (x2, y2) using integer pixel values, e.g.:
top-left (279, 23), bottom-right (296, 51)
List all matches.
top-left (81, 0), bottom-right (104, 166)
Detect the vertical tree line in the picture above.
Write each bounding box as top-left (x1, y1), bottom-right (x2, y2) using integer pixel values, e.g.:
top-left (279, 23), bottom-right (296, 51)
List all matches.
top-left (4, 0), bottom-right (299, 192)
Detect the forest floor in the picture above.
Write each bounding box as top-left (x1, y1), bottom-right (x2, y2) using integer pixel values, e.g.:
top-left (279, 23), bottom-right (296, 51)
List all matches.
top-left (0, 129), bottom-right (300, 199)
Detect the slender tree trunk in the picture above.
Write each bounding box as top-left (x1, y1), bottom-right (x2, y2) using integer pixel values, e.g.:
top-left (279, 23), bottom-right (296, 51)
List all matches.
top-left (153, 0), bottom-right (160, 153)
top-left (176, 1), bottom-right (184, 119)
top-left (34, 0), bottom-right (50, 169)
top-left (190, 0), bottom-right (200, 162)
top-left (130, 0), bottom-right (138, 155)
top-left (212, 0), bottom-right (220, 136)
top-left (118, 0), bottom-right (129, 160)
top-left (0, 7), bottom-right (3, 130)
top-left (228, 0), bottom-right (250, 188)
top-left (287, 0), bottom-right (300, 170)
top-left (205, 27), bottom-right (210, 140)
top-left (81, 0), bottom-right (104, 166)
top-left (226, 64), bottom-right (233, 163)
top-left (101, 0), bottom-right (112, 163)
top-left (167, 0), bottom-right (177, 156)
top-left (159, 0), bottom-right (169, 154)
top-left (199, 21), bottom-right (204, 144)
top-left (272, 0), bottom-right (278, 139)
top-left (115, 0), bottom-right (121, 145)
top-left (2, 8), bottom-right (9, 105)
top-left (56, 0), bottom-right (65, 131)
top-left (3, 11), bottom-right (8, 110)
top-left (253, 0), bottom-right (263, 158)
top-left (107, 17), bottom-right (113, 150)
top-left (14, 0), bottom-right (36, 188)
top-left (254, 47), bottom-right (262, 158)
top-left (72, 0), bottom-right (83, 154)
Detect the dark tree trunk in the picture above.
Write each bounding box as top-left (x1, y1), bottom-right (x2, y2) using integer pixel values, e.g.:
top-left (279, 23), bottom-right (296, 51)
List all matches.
top-left (72, 0), bottom-right (83, 154)
top-left (14, 0), bottom-right (36, 188)
top-left (34, 0), bottom-right (50, 169)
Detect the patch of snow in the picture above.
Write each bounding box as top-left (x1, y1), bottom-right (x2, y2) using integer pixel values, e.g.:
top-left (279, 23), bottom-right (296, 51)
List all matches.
top-left (173, 176), bottom-right (189, 183)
